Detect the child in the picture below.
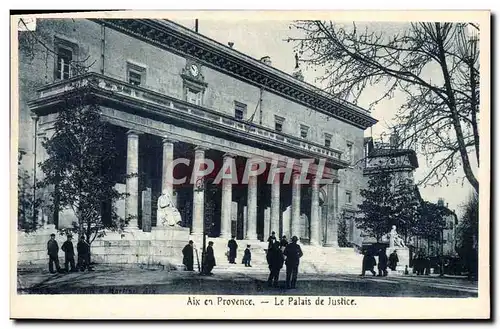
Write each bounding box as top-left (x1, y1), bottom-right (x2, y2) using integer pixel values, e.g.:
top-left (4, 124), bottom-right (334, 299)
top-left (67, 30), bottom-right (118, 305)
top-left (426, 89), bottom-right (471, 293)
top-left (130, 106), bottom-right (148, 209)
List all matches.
top-left (243, 245), bottom-right (252, 267)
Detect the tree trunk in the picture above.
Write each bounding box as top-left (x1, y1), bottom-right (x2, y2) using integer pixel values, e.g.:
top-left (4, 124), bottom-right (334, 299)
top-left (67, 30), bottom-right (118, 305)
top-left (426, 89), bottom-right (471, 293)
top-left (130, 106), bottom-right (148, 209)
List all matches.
top-left (435, 23), bottom-right (479, 193)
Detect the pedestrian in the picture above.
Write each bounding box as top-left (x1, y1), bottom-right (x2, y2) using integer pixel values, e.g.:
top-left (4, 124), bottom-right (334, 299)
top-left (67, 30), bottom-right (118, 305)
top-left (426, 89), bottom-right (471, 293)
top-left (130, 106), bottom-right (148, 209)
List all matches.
top-left (77, 235), bottom-right (91, 272)
top-left (242, 245), bottom-right (252, 267)
top-left (360, 250), bottom-right (376, 276)
top-left (227, 236), bottom-right (238, 264)
top-left (182, 240), bottom-right (194, 271)
top-left (204, 241), bottom-right (216, 275)
top-left (47, 233), bottom-right (61, 274)
top-left (61, 234), bottom-right (76, 272)
top-left (267, 241), bottom-right (284, 287)
top-left (389, 250), bottom-right (399, 271)
top-left (283, 236), bottom-right (303, 289)
top-left (377, 248), bottom-right (388, 277)
top-left (267, 231), bottom-right (277, 250)
top-left (279, 235), bottom-right (288, 252)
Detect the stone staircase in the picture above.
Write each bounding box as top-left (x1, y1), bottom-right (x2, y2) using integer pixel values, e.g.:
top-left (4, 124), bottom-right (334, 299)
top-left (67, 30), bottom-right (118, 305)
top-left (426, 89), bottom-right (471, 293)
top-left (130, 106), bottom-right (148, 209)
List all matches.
top-left (196, 238), bottom-right (368, 275)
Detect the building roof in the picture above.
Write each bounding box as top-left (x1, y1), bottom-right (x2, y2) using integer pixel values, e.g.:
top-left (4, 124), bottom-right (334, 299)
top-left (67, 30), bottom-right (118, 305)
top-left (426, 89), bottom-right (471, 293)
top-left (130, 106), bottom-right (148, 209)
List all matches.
top-left (91, 18), bottom-right (378, 130)
top-left (368, 148), bottom-right (419, 169)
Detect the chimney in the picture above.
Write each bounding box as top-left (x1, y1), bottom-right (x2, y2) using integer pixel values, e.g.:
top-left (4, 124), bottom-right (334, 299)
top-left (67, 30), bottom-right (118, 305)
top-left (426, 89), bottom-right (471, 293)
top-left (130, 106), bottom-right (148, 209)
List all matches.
top-left (260, 56), bottom-right (272, 66)
top-left (228, 42), bottom-right (234, 49)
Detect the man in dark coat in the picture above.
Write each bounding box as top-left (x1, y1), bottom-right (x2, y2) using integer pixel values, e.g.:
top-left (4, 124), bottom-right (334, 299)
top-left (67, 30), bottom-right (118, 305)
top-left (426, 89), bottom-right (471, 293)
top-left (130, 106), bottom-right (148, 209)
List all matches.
top-left (242, 245), bottom-right (252, 267)
top-left (267, 241), bottom-right (284, 287)
top-left (227, 236), bottom-right (238, 264)
top-left (280, 235), bottom-right (289, 252)
top-left (389, 250), bottom-right (399, 271)
top-left (77, 235), bottom-right (91, 272)
top-left (47, 233), bottom-right (61, 273)
top-left (377, 248), bottom-right (388, 277)
top-left (204, 241), bottom-right (216, 275)
top-left (267, 231), bottom-right (277, 250)
top-left (182, 240), bottom-right (194, 271)
top-left (360, 250), bottom-right (376, 276)
top-left (283, 236), bottom-right (303, 289)
top-left (61, 234), bottom-right (76, 272)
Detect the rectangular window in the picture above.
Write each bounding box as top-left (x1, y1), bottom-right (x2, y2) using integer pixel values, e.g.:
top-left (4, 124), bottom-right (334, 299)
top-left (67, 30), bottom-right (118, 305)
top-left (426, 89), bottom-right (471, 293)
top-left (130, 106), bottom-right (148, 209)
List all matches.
top-left (275, 115), bottom-right (285, 133)
top-left (300, 124), bottom-right (309, 139)
top-left (234, 101), bottom-right (247, 120)
top-left (346, 191), bottom-right (352, 204)
top-left (187, 88), bottom-right (202, 105)
top-left (126, 61), bottom-right (147, 87)
top-left (346, 143), bottom-right (353, 163)
top-left (324, 133), bottom-right (332, 148)
top-left (128, 70), bottom-right (142, 86)
top-left (56, 47), bottom-right (72, 80)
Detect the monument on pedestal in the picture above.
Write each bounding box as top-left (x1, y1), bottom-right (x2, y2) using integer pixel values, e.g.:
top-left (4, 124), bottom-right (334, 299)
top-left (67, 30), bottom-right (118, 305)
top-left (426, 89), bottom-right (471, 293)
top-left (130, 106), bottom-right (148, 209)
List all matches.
top-left (386, 225), bottom-right (409, 274)
top-left (152, 189), bottom-right (189, 241)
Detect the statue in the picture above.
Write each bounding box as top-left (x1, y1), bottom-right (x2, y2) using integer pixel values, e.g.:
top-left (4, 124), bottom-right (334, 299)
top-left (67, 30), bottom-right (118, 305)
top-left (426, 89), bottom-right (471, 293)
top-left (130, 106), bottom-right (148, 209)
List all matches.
top-left (389, 225), bottom-right (406, 248)
top-left (156, 190), bottom-right (182, 227)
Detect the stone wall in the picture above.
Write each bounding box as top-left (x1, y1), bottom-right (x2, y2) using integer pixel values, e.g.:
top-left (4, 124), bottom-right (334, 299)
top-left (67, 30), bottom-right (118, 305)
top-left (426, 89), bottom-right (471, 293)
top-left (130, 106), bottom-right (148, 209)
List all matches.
top-left (17, 225), bottom-right (191, 269)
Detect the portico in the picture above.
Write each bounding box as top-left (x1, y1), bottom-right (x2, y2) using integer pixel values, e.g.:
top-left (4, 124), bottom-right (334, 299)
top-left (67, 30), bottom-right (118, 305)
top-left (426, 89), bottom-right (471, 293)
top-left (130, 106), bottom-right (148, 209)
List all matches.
top-left (30, 73), bottom-right (348, 246)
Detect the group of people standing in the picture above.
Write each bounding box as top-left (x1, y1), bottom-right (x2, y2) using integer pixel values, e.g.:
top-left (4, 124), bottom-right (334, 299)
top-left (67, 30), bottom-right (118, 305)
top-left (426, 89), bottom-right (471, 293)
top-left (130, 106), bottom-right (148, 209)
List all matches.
top-left (266, 231), bottom-right (303, 289)
top-left (182, 240), bottom-right (217, 275)
top-left (47, 233), bottom-right (92, 274)
top-left (180, 231), bottom-right (304, 289)
top-left (361, 248), bottom-right (400, 277)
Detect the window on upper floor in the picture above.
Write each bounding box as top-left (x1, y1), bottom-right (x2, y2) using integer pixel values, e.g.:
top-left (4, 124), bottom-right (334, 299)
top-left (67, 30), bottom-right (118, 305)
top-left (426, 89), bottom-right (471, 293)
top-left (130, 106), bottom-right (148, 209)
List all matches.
top-left (54, 36), bottom-right (79, 81)
top-left (275, 115), bottom-right (285, 133)
top-left (300, 124), bottom-right (309, 139)
top-left (186, 88), bottom-right (203, 106)
top-left (127, 61), bottom-right (147, 87)
top-left (234, 101), bottom-right (247, 120)
top-left (346, 143), bottom-right (353, 163)
top-left (324, 133), bottom-right (332, 148)
top-left (56, 47), bottom-right (72, 80)
top-left (346, 191), bottom-right (352, 204)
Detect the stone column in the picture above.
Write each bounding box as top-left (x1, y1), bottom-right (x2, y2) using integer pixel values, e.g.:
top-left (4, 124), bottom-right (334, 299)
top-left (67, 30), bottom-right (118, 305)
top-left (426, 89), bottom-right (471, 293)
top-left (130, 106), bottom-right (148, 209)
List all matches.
top-left (310, 175), bottom-right (320, 246)
top-left (324, 182), bottom-right (339, 247)
top-left (125, 130), bottom-right (140, 229)
top-left (191, 146), bottom-right (206, 235)
top-left (161, 138), bottom-right (175, 200)
top-left (220, 153), bottom-right (233, 239)
top-left (291, 171), bottom-right (301, 238)
top-left (245, 164), bottom-right (258, 240)
top-left (270, 169), bottom-right (280, 236)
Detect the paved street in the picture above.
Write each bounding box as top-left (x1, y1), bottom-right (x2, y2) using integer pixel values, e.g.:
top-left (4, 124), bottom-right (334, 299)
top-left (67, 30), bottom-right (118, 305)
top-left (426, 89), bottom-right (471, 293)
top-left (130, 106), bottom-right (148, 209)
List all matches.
top-left (17, 265), bottom-right (478, 297)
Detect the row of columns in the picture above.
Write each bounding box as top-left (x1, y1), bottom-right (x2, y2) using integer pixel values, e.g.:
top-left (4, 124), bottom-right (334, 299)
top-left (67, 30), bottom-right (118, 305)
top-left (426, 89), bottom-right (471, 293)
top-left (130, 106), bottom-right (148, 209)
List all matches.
top-left (125, 129), bottom-right (328, 245)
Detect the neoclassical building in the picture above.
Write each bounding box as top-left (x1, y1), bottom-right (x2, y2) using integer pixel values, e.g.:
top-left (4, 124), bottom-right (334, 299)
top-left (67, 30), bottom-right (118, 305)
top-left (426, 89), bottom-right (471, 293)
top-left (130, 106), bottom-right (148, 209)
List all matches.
top-left (18, 18), bottom-right (377, 249)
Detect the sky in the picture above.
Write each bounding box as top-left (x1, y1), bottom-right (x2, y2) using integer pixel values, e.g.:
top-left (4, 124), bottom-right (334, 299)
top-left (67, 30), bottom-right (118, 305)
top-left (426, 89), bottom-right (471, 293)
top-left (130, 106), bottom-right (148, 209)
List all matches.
top-left (171, 18), bottom-right (477, 217)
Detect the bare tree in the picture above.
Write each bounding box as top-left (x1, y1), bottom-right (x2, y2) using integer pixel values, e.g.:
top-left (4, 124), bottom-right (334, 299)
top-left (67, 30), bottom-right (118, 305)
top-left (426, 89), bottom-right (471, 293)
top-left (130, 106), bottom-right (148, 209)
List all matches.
top-left (288, 21), bottom-right (479, 193)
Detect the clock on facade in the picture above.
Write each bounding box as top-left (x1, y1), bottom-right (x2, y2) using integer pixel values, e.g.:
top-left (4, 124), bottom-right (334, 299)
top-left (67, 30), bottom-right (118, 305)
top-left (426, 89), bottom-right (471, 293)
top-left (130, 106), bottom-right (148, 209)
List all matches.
top-left (189, 64), bottom-right (199, 77)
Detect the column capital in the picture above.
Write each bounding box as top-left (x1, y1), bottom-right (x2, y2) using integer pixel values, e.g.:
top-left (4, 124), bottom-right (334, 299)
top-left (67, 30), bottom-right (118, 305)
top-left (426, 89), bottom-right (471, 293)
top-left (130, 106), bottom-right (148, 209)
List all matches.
top-left (223, 152), bottom-right (236, 159)
top-left (162, 137), bottom-right (179, 145)
top-left (194, 145), bottom-right (209, 152)
top-left (126, 129), bottom-right (143, 137)
top-left (30, 112), bottom-right (39, 121)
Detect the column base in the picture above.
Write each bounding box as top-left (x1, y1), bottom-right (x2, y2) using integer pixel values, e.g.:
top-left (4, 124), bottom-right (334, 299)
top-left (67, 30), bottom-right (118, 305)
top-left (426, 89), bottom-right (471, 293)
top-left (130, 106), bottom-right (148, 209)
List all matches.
top-left (309, 240), bottom-right (321, 246)
top-left (323, 242), bottom-right (339, 247)
top-left (245, 234), bottom-right (258, 241)
top-left (219, 232), bottom-right (232, 240)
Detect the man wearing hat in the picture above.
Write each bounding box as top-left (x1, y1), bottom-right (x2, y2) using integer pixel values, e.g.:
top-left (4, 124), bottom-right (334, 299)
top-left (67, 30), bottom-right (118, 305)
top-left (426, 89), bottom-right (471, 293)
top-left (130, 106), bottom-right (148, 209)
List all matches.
top-left (46, 233), bottom-right (61, 273)
top-left (182, 240), bottom-right (195, 271)
top-left (61, 234), bottom-right (76, 272)
top-left (283, 236), bottom-right (303, 289)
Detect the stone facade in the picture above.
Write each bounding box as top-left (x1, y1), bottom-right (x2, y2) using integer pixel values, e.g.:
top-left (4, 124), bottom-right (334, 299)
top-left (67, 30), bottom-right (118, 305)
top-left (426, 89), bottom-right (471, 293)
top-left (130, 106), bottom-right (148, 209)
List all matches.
top-left (17, 18), bottom-right (377, 265)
